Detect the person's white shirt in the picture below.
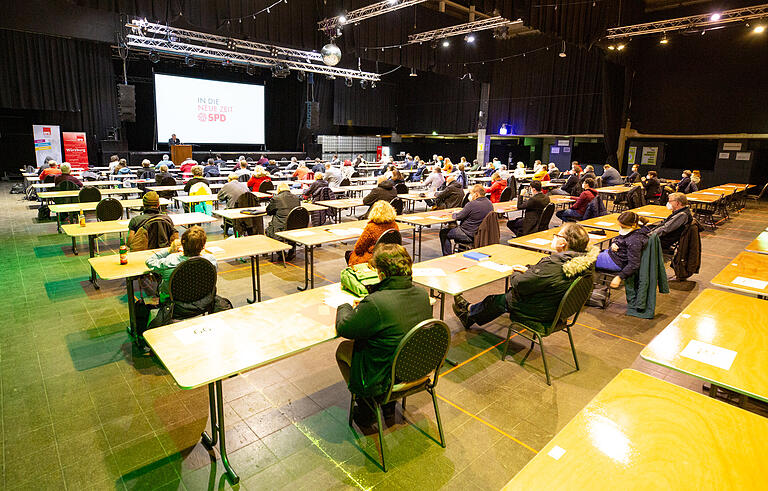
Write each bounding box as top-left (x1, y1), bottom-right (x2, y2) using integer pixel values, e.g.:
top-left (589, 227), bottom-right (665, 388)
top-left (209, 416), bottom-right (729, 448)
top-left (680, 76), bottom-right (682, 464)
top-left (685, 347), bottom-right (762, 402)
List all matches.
top-left (514, 164), bottom-right (527, 179)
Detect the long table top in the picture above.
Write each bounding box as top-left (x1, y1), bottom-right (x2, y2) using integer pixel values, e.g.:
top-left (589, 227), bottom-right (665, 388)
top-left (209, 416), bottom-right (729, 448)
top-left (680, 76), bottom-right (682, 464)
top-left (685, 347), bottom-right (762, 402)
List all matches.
top-left (39, 187), bottom-right (142, 199)
top-left (89, 234), bottom-right (290, 282)
top-left (144, 283), bottom-right (353, 389)
top-left (745, 230), bottom-right (768, 255)
top-left (49, 198), bottom-right (171, 213)
top-left (579, 213), bottom-right (662, 232)
top-left (630, 204), bottom-right (671, 219)
top-left (62, 212), bottom-right (216, 237)
top-left (504, 369), bottom-right (768, 490)
top-left (277, 219), bottom-right (413, 247)
top-left (508, 225), bottom-right (618, 253)
top-left (641, 289), bottom-right (768, 403)
top-left (411, 244), bottom-right (547, 296)
top-left (710, 251), bottom-right (768, 296)
top-left (32, 180), bottom-right (121, 189)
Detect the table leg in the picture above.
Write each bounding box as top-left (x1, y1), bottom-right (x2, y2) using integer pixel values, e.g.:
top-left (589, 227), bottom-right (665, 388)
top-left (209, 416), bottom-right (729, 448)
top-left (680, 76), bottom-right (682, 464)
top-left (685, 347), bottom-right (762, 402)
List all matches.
top-left (72, 237), bottom-right (78, 255)
top-left (418, 226), bottom-right (423, 262)
top-left (246, 255), bottom-right (261, 303)
top-left (412, 227), bottom-right (418, 261)
top-left (88, 235), bottom-right (99, 289)
top-left (56, 212), bottom-right (62, 233)
top-left (297, 244), bottom-right (311, 291)
top-left (201, 381), bottom-right (239, 484)
top-left (310, 245), bottom-right (315, 289)
top-left (126, 276), bottom-right (136, 338)
top-left (439, 292), bottom-right (445, 320)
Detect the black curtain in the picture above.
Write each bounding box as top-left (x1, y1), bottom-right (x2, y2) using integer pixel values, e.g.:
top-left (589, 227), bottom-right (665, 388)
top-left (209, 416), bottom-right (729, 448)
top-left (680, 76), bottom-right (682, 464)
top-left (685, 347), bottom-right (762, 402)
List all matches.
top-left (601, 59), bottom-right (624, 166)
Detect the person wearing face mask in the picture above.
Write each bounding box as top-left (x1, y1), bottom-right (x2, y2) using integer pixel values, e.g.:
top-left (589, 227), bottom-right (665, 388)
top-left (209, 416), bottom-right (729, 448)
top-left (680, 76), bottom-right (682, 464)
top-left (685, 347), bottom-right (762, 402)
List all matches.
top-left (648, 192), bottom-right (692, 253)
top-left (625, 164), bottom-right (641, 184)
top-left (640, 170), bottom-right (662, 202)
top-left (452, 223), bottom-right (598, 330)
top-left (596, 212), bottom-right (651, 288)
top-left (675, 170), bottom-right (698, 194)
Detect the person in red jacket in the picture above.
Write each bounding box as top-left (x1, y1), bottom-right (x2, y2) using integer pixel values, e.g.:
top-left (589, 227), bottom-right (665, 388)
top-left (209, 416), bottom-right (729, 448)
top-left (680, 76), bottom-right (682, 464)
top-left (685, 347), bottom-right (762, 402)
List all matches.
top-left (556, 177), bottom-right (597, 222)
top-left (345, 200), bottom-right (399, 266)
top-left (39, 161), bottom-right (62, 180)
top-left (484, 172), bottom-right (507, 203)
top-left (247, 166), bottom-right (271, 193)
top-left (179, 159), bottom-right (196, 174)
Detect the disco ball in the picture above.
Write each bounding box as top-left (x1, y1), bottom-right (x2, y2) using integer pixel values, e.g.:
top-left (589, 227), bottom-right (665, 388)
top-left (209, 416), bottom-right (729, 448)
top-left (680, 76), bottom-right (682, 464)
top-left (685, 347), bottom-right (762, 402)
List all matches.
top-left (321, 43), bottom-right (342, 66)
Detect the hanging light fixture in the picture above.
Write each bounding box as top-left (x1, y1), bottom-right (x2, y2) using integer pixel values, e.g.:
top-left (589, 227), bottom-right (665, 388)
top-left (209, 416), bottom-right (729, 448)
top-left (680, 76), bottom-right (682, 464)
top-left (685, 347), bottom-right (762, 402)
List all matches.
top-left (409, 67), bottom-right (418, 77)
top-left (659, 33), bottom-right (669, 44)
top-left (558, 40), bottom-right (566, 58)
top-left (321, 42), bottom-right (342, 66)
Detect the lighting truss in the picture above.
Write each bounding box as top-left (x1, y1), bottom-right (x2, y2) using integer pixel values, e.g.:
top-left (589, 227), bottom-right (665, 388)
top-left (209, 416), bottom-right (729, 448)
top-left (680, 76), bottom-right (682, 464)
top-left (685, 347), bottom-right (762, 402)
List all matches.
top-left (408, 16), bottom-right (523, 43)
top-left (125, 21), bottom-right (380, 81)
top-left (318, 0), bottom-right (427, 32)
top-left (605, 3), bottom-right (768, 38)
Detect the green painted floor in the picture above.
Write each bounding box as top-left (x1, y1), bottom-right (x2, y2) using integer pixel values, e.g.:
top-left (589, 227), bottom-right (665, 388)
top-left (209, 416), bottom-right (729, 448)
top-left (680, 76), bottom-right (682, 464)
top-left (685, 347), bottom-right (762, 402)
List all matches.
top-left (1, 184), bottom-right (766, 490)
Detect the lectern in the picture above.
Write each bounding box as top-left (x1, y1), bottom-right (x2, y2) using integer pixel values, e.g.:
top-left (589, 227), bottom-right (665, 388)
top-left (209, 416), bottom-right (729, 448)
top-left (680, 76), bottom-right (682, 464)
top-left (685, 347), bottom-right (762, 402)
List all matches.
top-left (171, 144), bottom-right (193, 165)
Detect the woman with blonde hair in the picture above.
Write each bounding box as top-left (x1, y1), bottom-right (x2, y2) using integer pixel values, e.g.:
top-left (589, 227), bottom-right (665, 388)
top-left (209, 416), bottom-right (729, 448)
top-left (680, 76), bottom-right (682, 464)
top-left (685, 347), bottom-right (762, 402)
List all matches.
top-left (346, 200), bottom-right (399, 266)
top-left (247, 165), bottom-right (271, 192)
top-left (443, 158), bottom-right (454, 174)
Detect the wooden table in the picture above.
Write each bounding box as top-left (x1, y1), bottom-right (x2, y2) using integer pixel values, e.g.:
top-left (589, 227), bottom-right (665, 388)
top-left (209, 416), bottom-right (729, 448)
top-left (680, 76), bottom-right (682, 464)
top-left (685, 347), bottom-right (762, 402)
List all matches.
top-left (745, 230), bottom-right (768, 255)
top-left (641, 289), bottom-right (768, 403)
top-left (504, 369), bottom-right (768, 491)
top-left (277, 220), bottom-right (413, 290)
top-left (579, 213), bottom-right (661, 232)
top-left (63, 212), bottom-right (217, 286)
top-left (143, 282), bottom-right (354, 483)
top-left (49, 198), bottom-right (172, 231)
top-left (630, 204), bottom-right (671, 219)
top-left (145, 183), bottom-right (225, 192)
top-left (39, 187), bottom-right (142, 199)
top-left (91, 234), bottom-right (291, 341)
top-left (595, 184), bottom-right (639, 195)
top-left (315, 198), bottom-right (364, 223)
top-left (710, 251), bottom-right (768, 298)
top-left (396, 208), bottom-right (461, 261)
top-left (508, 225), bottom-right (618, 253)
top-left (32, 180), bottom-right (121, 189)
top-left (411, 244), bottom-right (546, 319)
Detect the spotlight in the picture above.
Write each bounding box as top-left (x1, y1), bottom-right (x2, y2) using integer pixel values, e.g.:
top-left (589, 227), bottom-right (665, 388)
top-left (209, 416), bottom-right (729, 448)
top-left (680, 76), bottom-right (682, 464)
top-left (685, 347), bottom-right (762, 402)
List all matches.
top-left (221, 59), bottom-right (232, 67)
top-left (442, 40), bottom-right (450, 47)
top-left (184, 55), bottom-right (196, 67)
top-left (616, 43), bottom-right (625, 51)
top-left (559, 40), bottom-right (566, 57)
top-left (607, 45), bottom-right (615, 50)
top-left (246, 64), bottom-right (256, 75)
top-left (344, 77), bottom-right (353, 87)
top-left (465, 34), bottom-right (475, 43)
top-left (226, 38), bottom-right (237, 50)
top-left (148, 51), bottom-right (160, 63)
top-left (430, 39), bottom-right (438, 48)
top-left (388, 0), bottom-right (398, 4)
top-left (710, 13), bottom-right (721, 21)
top-left (360, 79), bottom-right (368, 89)
top-left (338, 14), bottom-right (347, 24)
top-left (409, 67), bottom-right (417, 77)
top-left (371, 81), bottom-right (376, 88)
top-left (336, 28), bottom-right (342, 38)
top-left (296, 71), bottom-right (306, 82)
top-left (498, 124), bottom-right (512, 136)
top-left (327, 74), bottom-right (336, 80)
top-left (271, 63), bottom-right (290, 78)
top-left (755, 25), bottom-right (766, 33)
top-left (659, 35), bottom-right (668, 44)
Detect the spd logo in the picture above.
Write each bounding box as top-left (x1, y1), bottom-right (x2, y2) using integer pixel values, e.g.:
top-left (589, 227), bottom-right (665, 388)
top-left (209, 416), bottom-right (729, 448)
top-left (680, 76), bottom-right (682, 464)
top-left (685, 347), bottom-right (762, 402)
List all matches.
top-left (198, 113), bottom-right (227, 122)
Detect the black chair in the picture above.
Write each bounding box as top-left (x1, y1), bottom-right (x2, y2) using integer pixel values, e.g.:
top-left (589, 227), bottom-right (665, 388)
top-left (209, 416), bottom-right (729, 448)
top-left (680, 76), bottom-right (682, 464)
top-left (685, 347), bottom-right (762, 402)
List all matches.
top-left (747, 182), bottom-right (768, 202)
top-left (158, 176), bottom-right (178, 201)
top-left (389, 197), bottom-right (404, 215)
top-left (460, 193), bottom-right (470, 208)
top-left (233, 192), bottom-right (263, 236)
top-left (43, 174), bottom-right (57, 184)
top-left (351, 171), bottom-right (361, 178)
top-left (594, 176), bottom-right (603, 188)
top-left (498, 186), bottom-right (513, 203)
top-left (374, 229), bottom-right (402, 248)
top-left (693, 198), bottom-right (720, 231)
top-left (340, 178), bottom-right (351, 187)
top-left (394, 183), bottom-right (409, 195)
top-left (258, 180), bottom-right (275, 194)
top-left (502, 275), bottom-right (593, 385)
top-left (277, 206), bottom-right (310, 265)
top-left (536, 203), bottom-right (556, 232)
top-left (348, 319), bottom-right (451, 472)
top-left (78, 186), bottom-right (102, 203)
top-left (96, 198), bottom-right (124, 221)
top-left (167, 257), bottom-right (217, 320)
top-left (53, 180), bottom-right (80, 223)
top-left (238, 174), bottom-right (250, 183)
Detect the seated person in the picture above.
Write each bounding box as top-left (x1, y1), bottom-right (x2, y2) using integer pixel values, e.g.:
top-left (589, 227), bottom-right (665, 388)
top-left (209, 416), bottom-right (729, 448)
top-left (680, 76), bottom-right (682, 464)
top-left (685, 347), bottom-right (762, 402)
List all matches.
top-left (183, 166), bottom-right (209, 193)
top-left (335, 243), bottom-right (432, 407)
top-left (285, 157), bottom-right (300, 171)
top-left (324, 162), bottom-right (343, 187)
top-left (127, 191), bottom-right (177, 250)
top-left (265, 160), bottom-right (279, 175)
top-left (311, 159), bottom-right (325, 173)
top-left (155, 154), bottom-right (174, 169)
top-left (303, 172), bottom-right (329, 200)
top-left (556, 177), bottom-right (597, 222)
top-left (107, 155), bottom-right (119, 174)
top-left (579, 165), bottom-right (596, 186)
top-left (39, 160), bottom-right (62, 180)
top-left (361, 176), bottom-right (397, 218)
top-left (246, 166), bottom-right (271, 192)
top-left (674, 170), bottom-right (697, 194)
top-left (341, 160), bottom-right (355, 180)
top-left (600, 163), bottom-right (623, 187)
top-left (203, 158), bottom-right (220, 178)
top-left (648, 192), bottom-right (692, 253)
top-left (484, 172), bottom-right (507, 203)
top-left (507, 180), bottom-right (550, 236)
top-left (596, 211), bottom-right (651, 288)
top-left (423, 167), bottom-right (445, 192)
top-left (455, 163), bottom-right (469, 188)
top-left (513, 162), bottom-right (527, 180)
top-left (550, 163), bottom-right (581, 196)
top-left (533, 167), bottom-right (550, 181)
top-left (453, 223), bottom-right (598, 330)
top-left (547, 163), bottom-right (560, 179)
top-left (625, 164), bottom-right (640, 184)
top-left (292, 162), bottom-right (310, 180)
top-left (346, 201), bottom-right (399, 266)
top-left (390, 169), bottom-right (405, 186)
top-left (234, 160), bottom-right (251, 177)
top-left (217, 173), bottom-right (249, 209)
top-left (641, 170), bottom-right (661, 201)
top-left (138, 159), bottom-right (155, 180)
top-left (442, 158), bottom-right (454, 174)
top-left (266, 183), bottom-right (302, 259)
top-left (115, 159), bottom-right (132, 175)
top-left (53, 163), bottom-right (83, 187)
top-left (439, 184), bottom-right (494, 255)
top-left (432, 175), bottom-right (464, 210)
top-left (179, 159), bottom-right (196, 174)
top-left (154, 165), bottom-right (172, 184)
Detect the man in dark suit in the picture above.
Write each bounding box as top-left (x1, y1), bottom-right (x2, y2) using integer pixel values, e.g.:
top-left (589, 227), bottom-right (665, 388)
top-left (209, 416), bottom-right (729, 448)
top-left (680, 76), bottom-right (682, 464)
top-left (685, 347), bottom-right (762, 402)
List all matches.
top-left (507, 180), bottom-right (550, 236)
top-left (168, 134), bottom-right (181, 146)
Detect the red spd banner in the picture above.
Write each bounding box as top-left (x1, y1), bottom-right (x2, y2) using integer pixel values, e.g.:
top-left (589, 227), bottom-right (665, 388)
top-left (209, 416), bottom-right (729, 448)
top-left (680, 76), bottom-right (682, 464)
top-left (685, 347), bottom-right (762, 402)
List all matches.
top-left (62, 132), bottom-right (89, 169)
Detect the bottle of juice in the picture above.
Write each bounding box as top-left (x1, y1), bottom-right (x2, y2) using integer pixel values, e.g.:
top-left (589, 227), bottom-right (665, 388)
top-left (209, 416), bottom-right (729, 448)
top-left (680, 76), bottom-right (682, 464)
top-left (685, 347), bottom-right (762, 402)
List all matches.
top-left (119, 237), bottom-right (128, 265)
top-left (78, 211), bottom-right (86, 227)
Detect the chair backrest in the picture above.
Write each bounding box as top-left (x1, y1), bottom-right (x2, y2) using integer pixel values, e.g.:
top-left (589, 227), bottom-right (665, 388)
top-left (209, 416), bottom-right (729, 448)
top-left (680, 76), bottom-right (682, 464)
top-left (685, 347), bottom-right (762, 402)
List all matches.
top-left (139, 169), bottom-right (155, 180)
top-left (389, 197), bottom-right (404, 215)
top-left (96, 198), bottom-right (124, 221)
top-left (460, 193), bottom-right (470, 208)
top-left (78, 186), bottom-right (102, 203)
top-left (340, 177), bottom-right (351, 186)
top-left (235, 191), bottom-right (261, 208)
top-left (506, 175), bottom-right (518, 195)
top-left (258, 180), bottom-right (275, 193)
top-left (755, 182), bottom-right (768, 200)
top-left (595, 176), bottom-right (603, 188)
top-left (160, 176), bottom-right (177, 186)
top-left (548, 275), bottom-right (594, 335)
top-left (351, 171), bottom-right (361, 178)
top-left (56, 180), bottom-right (80, 191)
top-left (384, 319), bottom-right (451, 400)
top-left (238, 173), bottom-right (250, 182)
top-left (374, 228), bottom-right (402, 248)
top-left (168, 257), bottom-right (217, 304)
top-left (537, 203), bottom-right (555, 232)
top-left (43, 174), bottom-right (56, 184)
top-left (395, 182), bottom-right (409, 194)
top-left (498, 186), bottom-right (513, 202)
top-left (286, 206), bottom-right (310, 230)
top-left (473, 211), bottom-right (500, 248)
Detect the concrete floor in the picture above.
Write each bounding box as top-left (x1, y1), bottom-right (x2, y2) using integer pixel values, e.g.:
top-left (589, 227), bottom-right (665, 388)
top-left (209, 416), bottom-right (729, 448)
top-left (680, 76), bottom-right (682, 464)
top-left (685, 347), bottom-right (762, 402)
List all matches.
top-left (1, 184), bottom-right (766, 490)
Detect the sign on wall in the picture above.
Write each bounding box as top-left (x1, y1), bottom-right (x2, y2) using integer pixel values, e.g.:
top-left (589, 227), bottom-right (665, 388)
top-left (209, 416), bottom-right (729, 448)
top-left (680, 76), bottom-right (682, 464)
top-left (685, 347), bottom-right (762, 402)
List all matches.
top-left (32, 125), bottom-right (62, 168)
top-left (641, 146), bottom-right (658, 165)
top-left (627, 146), bottom-right (637, 165)
top-left (62, 132), bottom-right (89, 169)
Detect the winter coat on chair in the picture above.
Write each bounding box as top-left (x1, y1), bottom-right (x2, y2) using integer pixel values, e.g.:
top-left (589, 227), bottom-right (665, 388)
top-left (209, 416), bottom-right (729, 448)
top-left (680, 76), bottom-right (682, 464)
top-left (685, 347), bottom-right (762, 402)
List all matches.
top-left (581, 194), bottom-right (608, 220)
top-left (672, 219), bottom-right (702, 280)
top-left (624, 234), bottom-right (669, 319)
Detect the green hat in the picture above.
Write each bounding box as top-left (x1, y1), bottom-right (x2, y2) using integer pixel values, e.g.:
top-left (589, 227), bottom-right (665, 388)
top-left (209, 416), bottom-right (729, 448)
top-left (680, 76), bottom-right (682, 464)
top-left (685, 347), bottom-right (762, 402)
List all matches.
top-left (143, 191), bottom-right (160, 208)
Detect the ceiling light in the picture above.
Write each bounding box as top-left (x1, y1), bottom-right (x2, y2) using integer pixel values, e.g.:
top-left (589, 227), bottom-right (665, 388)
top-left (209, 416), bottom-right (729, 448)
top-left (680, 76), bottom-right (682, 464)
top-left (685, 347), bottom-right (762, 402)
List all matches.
top-left (659, 35), bottom-right (668, 44)
top-left (710, 13), bottom-right (721, 21)
top-left (388, 0), bottom-right (398, 4)
top-left (442, 40), bottom-right (450, 47)
top-left (345, 77), bottom-right (353, 87)
top-left (754, 25), bottom-right (766, 33)
top-left (616, 44), bottom-right (625, 51)
top-left (607, 45), bottom-right (615, 50)
top-left (338, 14), bottom-right (347, 24)
top-left (409, 67), bottom-right (417, 77)
top-left (246, 64), bottom-right (256, 75)
top-left (371, 81), bottom-right (376, 88)
top-left (559, 40), bottom-right (566, 57)
top-left (465, 34), bottom-right (475, 43)
top-left (148, 51), bottom-right (160, 63)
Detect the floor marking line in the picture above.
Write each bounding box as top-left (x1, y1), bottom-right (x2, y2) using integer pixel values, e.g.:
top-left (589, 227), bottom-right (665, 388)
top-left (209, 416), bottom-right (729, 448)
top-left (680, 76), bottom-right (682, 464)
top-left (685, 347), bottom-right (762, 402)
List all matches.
top-left (439, 339), bottom-right (509, 378)
top-left (575, 322), bottom-right (647, 346)
top-left (436, 394), bottom-right (538, 454)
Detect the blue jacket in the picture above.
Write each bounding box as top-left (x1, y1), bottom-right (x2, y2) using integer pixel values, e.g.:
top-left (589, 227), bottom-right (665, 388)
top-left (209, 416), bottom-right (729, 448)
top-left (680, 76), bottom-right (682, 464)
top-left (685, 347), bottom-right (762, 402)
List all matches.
top-left (608, 226), bottom-right (650, 280)
top-left (452, 196), bottom-right (494, 237)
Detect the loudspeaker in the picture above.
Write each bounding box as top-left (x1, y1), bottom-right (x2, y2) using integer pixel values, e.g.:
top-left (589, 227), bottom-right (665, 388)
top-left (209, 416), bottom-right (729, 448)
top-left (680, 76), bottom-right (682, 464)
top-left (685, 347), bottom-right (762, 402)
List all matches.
top-left (306, 101), bottom-right (320, 130)
top-left (118, 84), bottom-right (136, 122)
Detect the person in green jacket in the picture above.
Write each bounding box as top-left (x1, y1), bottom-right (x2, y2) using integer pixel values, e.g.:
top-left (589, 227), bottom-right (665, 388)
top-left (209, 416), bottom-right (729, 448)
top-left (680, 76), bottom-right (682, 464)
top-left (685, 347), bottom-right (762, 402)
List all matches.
top-left (335, 243), bottom-right (432, 401)
top-left (453, 223), bottom-right (598, 332)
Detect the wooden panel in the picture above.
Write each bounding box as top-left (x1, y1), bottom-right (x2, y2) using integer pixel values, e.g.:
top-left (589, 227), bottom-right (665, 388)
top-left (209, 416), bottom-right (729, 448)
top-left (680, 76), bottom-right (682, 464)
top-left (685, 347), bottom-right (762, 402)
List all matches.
top-left (277, 219), bottom-right (412, 246)
top-left (508, 225), bottom-right (617, 253)
top-left (505, 370), bottom-right (768, 491)
top-left (710, 251), bottom-right (768, 296)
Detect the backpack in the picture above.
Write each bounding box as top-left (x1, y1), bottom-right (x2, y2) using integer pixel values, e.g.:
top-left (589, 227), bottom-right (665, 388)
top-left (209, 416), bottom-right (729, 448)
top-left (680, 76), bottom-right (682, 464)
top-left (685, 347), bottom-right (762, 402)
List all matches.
top-left (38, 205), bottom-right (51, 221)
top-left (10, 183), bottom-right (24, 194)
top-left (129, 215), bottom-right (177, 252)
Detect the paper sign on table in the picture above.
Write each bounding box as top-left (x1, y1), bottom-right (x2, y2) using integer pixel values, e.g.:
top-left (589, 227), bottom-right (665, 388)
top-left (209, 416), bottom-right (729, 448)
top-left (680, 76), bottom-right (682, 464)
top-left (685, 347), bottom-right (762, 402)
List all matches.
top-left (636, 211), bottom-right (653, 215)
top-left (731, 276), bottom-right (768, 290)
top-left (527, 238), bottom-right (551, 245)
top-left (588, 234), bottom-right (607, 240)
top-left (330, 228), bottom-right (364, 236)
top-left (206, 246), bottom-right (224, 253)
top-left (679, 339), bottom-right (737, 370)
top-left (476, 261), bottom-right (515, 273)
top-left (412, 267), bottom-right (447, 277)
top-left (175, 321), bottom-right (231, 346)
top-left (594, 221), bottom-right (614, 226)
top-left (548, 446), bottom-right (566, 460)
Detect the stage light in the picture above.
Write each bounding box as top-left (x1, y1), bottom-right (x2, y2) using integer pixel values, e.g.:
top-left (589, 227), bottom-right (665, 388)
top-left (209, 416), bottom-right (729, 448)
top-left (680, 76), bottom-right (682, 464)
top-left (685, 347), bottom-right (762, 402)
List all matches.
top-left (149, 51), bottom-right (160, 63)
top-left (498, 124), bottom-right (511, 136)
top-left (409, 67), bottom-right (417, 77)
top-left (246, 64), bottom-right (256, 75)
top-left (221, 59), bottom-right (232, 67)
top-left (184, 55), bottom-right (196, 66)
top-left (607, 45), bottom-right (615, 50)
top-left (559, 40), bottom-right (567, 57)
top-left (710, 13), bottom-right (721, 21)
top-left (271, 63), bottom-right (290, 78)
top-left (321, 43), bottom-right (342, 66)
top-left (360, 79), bottom-right (368, 89)
top-left (345, 77), bottom-right (353, 87)
top-left (755, 25), bottom-right (766, 33)
top-left (226, 38), bottom-right (237, 50)
top-left (338, 14), bottom-right (347, 24)
top-left (296, 71), bottom-right (306, 82)
top-left (659, 35), bottom-right (668, 44)
top-left (465, 34), bottom-right (475, 43)
top-left (388, 0), bottom-right (398, 4)
top-left (431, 130), bottom-right (438, 135)
top-left (442, 40), bottom-right (450, 47)
top-left (371, 81), bottom-right (376, 88)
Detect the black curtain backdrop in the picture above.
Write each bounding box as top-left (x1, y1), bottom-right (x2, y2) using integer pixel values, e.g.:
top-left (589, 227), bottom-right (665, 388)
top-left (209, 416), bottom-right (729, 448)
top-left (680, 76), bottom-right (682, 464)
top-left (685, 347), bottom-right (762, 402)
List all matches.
top-left (601, 59), bottom-right (625, 165)
top-left (0, 29), bottom-right (117, 165)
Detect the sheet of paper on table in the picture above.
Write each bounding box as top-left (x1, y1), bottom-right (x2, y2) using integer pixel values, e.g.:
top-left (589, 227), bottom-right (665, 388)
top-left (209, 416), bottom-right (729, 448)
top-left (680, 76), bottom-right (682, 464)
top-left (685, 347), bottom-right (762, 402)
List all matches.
top-left (330, 228), bottom-right (364, 236)
top-left (323, 291), bottom-right (361, 308)
top-left (412, 267), bottom-right (447, 277)
top-left (527, 238), bottom-right (551, 245)
top-left (594, 221), bottom-right (614, 226)
top-left (636, 211), bottom-right (652, 215)
top-left (587, 234), bottom-right (606, 240)
top-left (731, 276), bottom-right (768, 290)
top-left (206, 246), bottom-right (224, 253)
top-left (679, 339), bottom-right (737, 371)
top-left (175, 320), bottom-right (232, 346)
top-left (476, 261), bottom-right (515, 273)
